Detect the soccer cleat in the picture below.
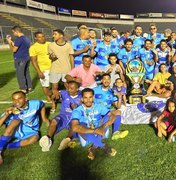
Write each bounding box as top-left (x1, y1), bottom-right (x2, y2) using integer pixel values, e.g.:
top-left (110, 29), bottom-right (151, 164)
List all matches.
top-left (0, 153), bottom-right (3, 166)
top-left (67, 138), bottom-right (80, 149)
top-left (112, 130), bottom-right (129, 140)
top-left (58, 137), bottom-right (71, 151)
top-left (39, 136), bottom-right (52, 152)
top-left (87, 146), bottom-right (96, 160)
top-left (104, 146), bottom-right (117, 157)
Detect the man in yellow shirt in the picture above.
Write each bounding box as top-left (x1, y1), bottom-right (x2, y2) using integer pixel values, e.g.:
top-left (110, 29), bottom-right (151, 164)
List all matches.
top-left (29, 32), bottom-right (52, 101)
top-left (146, 63), bottom-right (172, 98)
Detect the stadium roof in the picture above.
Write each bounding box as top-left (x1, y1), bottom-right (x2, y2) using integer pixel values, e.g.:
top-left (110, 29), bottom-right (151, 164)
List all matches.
top-left (35, 0), bottom-right (176, 14)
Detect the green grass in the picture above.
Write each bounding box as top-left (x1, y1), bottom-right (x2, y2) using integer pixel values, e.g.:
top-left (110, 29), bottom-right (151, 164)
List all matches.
top-left (0, 51), bottom-right (176, 179)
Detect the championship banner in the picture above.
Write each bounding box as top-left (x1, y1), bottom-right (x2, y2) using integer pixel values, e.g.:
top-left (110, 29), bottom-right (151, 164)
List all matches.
top-left (89, 12), bottom-right (104, 18)
top-left (120, 14), bottom-right (134, 20)
top-left (72, 10), bottom-right (87, 17)
top-left (26, 0), bottom-right (43, 9)
top-left (43, 4), bottom-right (55, 12)
top-left (6, 0), bottom-right (26, 5)
top-left (58, 7), bottom-right (71, 15)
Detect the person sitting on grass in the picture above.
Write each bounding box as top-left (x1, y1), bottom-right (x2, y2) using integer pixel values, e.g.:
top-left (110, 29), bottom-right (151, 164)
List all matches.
top-left (145, 63), bottom-right (172, 98)
top-left (0, 91), bottom-right (49, 165)
top-left (93, 74), bottom-right (128, 140)
top-left (71, 88), bottom-right (117, 160)
top-left (155, 98), bottom-right (176, 142)
top-left (39, 81), bottom-right (82, 152)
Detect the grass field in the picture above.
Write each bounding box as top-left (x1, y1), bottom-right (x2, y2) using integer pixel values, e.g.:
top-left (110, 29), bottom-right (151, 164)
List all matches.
top-left (0, 51), bottom-right (176, 179)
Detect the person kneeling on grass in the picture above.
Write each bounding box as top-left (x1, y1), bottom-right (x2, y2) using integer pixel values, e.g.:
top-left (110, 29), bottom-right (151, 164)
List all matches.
top-left (0, 91), bottom-right (49, 165)
top-left (39, 81), bottom-right (82, 152)
top-left (155, 98), bottom-right (176, 142)
top-left (93, 74), bottom-right (128, 140)
top-left (71, 88), bottom-right (117, 160)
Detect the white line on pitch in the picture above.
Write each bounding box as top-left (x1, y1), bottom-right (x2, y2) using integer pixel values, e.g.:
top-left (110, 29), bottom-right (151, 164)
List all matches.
top-left (0, 61), bottom-right (13, 64)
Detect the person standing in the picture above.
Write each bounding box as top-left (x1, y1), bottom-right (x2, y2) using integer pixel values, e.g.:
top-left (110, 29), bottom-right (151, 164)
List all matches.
top-left (6, 26), bottom-right (32, 93)
top-left (30, 32), bottom-right (52, 101)
top-left (48, 29), bottom-right (74, 98)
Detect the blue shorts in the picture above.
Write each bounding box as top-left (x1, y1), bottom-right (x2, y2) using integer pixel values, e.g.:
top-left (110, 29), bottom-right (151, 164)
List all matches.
top-left (54, 114), bottom-right (71, 134)
top-left (13, 124), bottom-right (39, 141)
top-left (4, 119), bottom-right (38, 141)
top-left (78, 115), bottom-right (110, 147)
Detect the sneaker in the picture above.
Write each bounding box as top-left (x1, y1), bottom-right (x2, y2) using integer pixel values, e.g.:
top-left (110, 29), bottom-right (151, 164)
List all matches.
top-left (104, 146), bottom-right (117, 157)
top-left (58, 137), bottom-right (71, 150)
top-left (20, 89), bottom-right (27, 94)
top-left (28, 88), bottom-right (34, 93)
top-left (0, 153), bottom-right (3, 166)
top-left (68, 138), bottom-right (80, 149)
top-left (87, 146), bottom-right (96, 160)
top-left (112, 130), bottom-right (129, 140)
top-left (50, 109), bottom-right (56, 114)
top-left (39, 136), bottom-right (52, 152)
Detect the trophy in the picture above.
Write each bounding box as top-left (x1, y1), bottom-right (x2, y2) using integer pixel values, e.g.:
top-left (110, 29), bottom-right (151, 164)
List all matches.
top-left (126, 59), bottom-right (146, 104)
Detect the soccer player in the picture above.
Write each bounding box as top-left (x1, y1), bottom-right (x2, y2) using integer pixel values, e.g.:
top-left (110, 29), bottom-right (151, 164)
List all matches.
top-left (71, 88), bottom-right (117, 160)
top-left (30, 32), bottom-right (52, 102)
top-left (147, 24), bottom-right (164, 47)
top-left (39, 81), bottom-right (82, 152)
top-left (118, 38), bottom-right (139, 73)
top-left (65, 55), bottom-right (102, 90)
top-left (0, 91), bottom-right (49, 165)
top-left (6, 26), bottom-right (32, 93)
top-left (48, 29), bottom-right (74, 102)
top-left (93, 73), bottom-right (128, 140)
top-left (155, 40), bottom-right (172, 74)
top-left (88, 29), bottom-right (102, 46)
top-left (110, 27), bottom-right (124, 49)
top-left (91, 31), bottom-right (119, 70)
top-left (71, 26), bottom-right (90, 67)
top-left (139, 39), bottom-right (157, 80)
top-left (129, 25), bottom-right (145, 50)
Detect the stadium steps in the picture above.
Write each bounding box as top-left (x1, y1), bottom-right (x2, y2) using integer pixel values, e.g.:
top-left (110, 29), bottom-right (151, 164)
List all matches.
top-left (0, 13), bottom-right (38, 32)
top-left (34, 18), bottom-right (57, 29)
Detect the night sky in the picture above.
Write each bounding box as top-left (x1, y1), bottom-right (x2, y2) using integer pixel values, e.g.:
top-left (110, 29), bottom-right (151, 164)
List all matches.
top-left (34, 0), bottom-right (176, 14)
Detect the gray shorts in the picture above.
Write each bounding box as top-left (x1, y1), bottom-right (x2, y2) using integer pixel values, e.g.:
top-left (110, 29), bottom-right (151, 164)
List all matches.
top-left (49, 72), bottom-right (66, 83)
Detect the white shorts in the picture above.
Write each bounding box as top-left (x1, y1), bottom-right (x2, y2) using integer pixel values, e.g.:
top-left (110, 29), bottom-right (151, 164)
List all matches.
top-left (49, 72), bottom-right (66, 83)
top-left (40, 70), bottom-right (50, 87)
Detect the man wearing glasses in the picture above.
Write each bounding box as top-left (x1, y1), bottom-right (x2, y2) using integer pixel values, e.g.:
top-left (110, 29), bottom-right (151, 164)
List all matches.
top-left (147, 24), bottom-right (164, 47)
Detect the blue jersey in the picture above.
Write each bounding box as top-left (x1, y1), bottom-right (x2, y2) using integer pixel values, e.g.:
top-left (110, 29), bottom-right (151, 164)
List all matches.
top-left (71, 103), bottom-right (109, 129)
top-left (94, 42), bottom-right (119, 70)
top-left (157, 48), bottom-right (169, 64)
top-left (118, 48), bottom-right (139, 68)
top-left (87, 39), bottom-right (102, 48)
top-left (147, 33), bottom-right (164, 46)
top-left (111, 38), bottom-right (124, 49)
top-left (129, 35), bottom-right (145, 50)
top-left (167, 41), bottom-right (176, 49)
top-left (139, 48), bottom-right (155, 79)
top-left (59, 90), bottom-right (82, 117)
top-left (2, 100), bottom-right (44, 139)
top-left (71, 37), bottom-right (90, 67)
top-left (14, 36), bottom-right (30, 60)
top-left (93, 86), bottom-right (117, 110)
